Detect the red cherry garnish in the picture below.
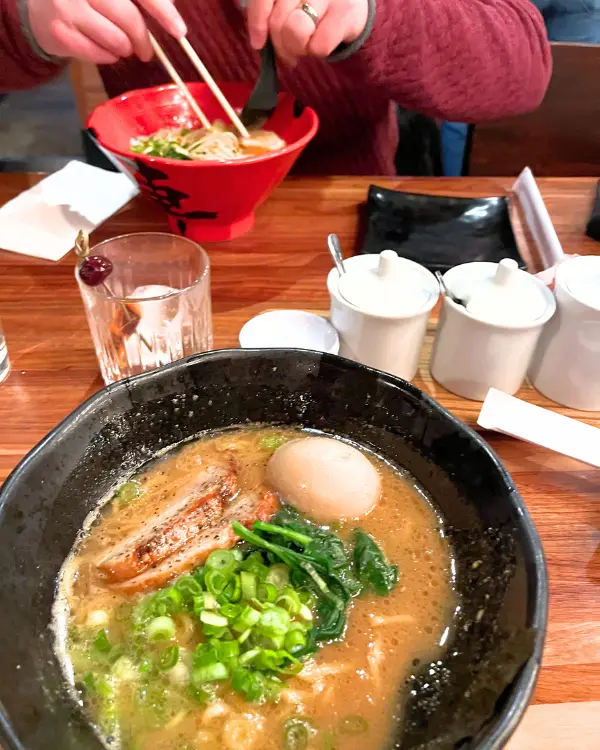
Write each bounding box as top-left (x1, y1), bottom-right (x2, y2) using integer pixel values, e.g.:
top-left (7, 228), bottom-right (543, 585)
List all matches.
top-left (79, 255), bottom-right (113, 287)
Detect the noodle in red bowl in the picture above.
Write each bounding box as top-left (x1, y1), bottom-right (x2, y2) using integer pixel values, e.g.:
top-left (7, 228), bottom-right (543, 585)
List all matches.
top-left (87, 82), bottom-right (319, 242)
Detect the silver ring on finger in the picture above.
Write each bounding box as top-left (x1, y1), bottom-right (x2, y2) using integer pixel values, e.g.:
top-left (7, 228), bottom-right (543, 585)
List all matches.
top-left (299, 2), bottom-right (320, 26)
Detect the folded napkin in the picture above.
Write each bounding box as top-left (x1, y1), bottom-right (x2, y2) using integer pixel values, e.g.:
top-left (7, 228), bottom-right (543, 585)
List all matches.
top-left (0, 161), bottom-right (139, 262)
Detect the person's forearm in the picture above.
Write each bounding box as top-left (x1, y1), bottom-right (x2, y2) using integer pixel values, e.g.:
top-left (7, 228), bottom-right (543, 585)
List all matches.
top-left (342, 0), bottom-right (552, 123)
top-left (0, 0), bottom-right (65, 91)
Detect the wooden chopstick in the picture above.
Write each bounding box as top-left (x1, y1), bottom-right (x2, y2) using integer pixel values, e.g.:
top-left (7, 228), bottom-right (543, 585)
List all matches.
top-left (148, 32), bottom-right (212, 130)
top-left (178, 37), bottom-right (250, 140)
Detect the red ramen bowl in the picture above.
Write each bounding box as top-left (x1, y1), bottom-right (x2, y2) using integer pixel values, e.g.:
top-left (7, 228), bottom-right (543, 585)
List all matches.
top-left (87, 82), bottom-right (319, 242)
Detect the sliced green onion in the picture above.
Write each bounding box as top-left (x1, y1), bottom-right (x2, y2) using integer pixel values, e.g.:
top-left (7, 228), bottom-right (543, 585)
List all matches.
top-left (82, 672), bottom-right (97, 695)
top-left (205, 549), bottom-right (237, 576)
top-left (228, 574), bottom-right (242, 603)
top-left (240, 552), bottom-right (269, 580)
top-left (298, 591), bottom-right (315, 608)
top-left (298, 604), bottom-right (313, 622)
top-left (258, 583), bottom-right (278, 603)
top-left (159, 645), bottom-right (180, 671)
top-left (116, 481), bottom-right (140, 505)
top-left (220, 603), bottom-right (242, 621)
top-left (218, 640), bottom-right (240, 663)
top-left (107, 644), bottom-right (124, 665)
top-left (200, 611), bottom-right (228, 628)
top-left (240, 571), bottom-right (258, 601)
top-left (254, 649), bottom-right (284, 671)
top-left (192, 662), bottom-right (229, 684)
top-left (231, 667), bottom-right (268, 702)
top-left (238, 628), bottom-right (252, 644)
top-left (283, 717), bottom-right (313, 750)
top-left (114, 603), bottom-right (133, 622)
top-left (340, 716), bottom-right (369, 735)
top-left (146, 616), bottom-right (176, 642)
top-left (111, 656), bottom-right (137, 681)
top-left (232, 605), bottom-right (261, 632)
top-left (259, 434), bottom-right (288, 452)
top-left (175, 575), bottom-right (203, 599)
top-left (239, 648), bottom-right (261, 666)
top-left (93, 629), bottom-right (112, 654)
top-left (265, 564), bottom-right (290, 590)
top-left (202, 623), bottom-right (229, 638)
top-left (190, 683), bottom-right (217, 704)
top-left (218, 576), bottom-right (240, 605)
top-left (138, 655), bottom-right (153, 674)
top-left (192, 567), bottom-right (206, 588)
top-left (205, 569), bottom-right (229, 597)
top-left (255, 633), bottom-right (285, 651)
top-left (276, 586), bottom-right (302, 615)
top-left (193, 592), bottom-right (216, 616)
top-left (154, 586), bottom-right (183, 615)
top-left (285, 629), bottom-right (307, 654)
top-left (194, 643), bottom-right (219, 668)
top-left (258, 607), bottom-right (290, 638)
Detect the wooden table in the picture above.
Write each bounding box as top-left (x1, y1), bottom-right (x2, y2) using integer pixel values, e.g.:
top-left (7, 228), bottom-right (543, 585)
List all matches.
top-left (1, 175), bottom-right (599, 748)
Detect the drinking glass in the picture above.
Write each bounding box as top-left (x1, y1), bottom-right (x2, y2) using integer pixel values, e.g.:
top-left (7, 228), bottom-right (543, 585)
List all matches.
top-left (77, 233), bottom-right (212, 384)
top-left (0, 318), bottom-right (10, 384)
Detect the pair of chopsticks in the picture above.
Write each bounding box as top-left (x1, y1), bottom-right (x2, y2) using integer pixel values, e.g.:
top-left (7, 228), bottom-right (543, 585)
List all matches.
top-left (149, 33), bottom-right (250, 140)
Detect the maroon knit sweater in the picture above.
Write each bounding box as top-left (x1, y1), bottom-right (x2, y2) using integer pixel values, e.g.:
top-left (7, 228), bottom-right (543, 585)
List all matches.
top-left (1, 0), bottom-right (551, 175)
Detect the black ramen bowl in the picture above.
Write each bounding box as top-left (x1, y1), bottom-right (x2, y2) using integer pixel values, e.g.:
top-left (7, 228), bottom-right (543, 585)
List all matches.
top-left (0, 349), bottom-right (547, 750)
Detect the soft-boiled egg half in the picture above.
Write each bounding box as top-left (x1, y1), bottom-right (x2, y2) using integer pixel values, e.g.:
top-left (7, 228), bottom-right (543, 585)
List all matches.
top-left (266, 437), bottom-right (381, 522)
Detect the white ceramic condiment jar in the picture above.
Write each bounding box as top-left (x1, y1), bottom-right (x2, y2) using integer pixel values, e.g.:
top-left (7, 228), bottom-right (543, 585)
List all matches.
top-left (327, 250), bottom-right (439, 381)
top-left (529, 255), bottom-right (600, 411)
top-left (430, 260), bottom-right (556, 401)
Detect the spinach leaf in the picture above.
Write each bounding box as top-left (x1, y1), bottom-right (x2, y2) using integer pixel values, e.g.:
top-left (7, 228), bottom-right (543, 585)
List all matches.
top-left (273, 507), bottom-right (361, 600)
top-left (352, 529), bottom-right (399, 596)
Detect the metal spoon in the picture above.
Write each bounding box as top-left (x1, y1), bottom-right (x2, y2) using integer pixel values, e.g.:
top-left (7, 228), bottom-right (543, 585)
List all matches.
top-left (435, 271), bottom-right (466, 307)
top-left (328, 234), bottom-right (346, 276)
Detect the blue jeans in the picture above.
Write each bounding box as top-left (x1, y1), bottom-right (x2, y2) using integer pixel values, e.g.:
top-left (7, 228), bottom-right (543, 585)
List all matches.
top-left (534, 0), bottom-right (600, 42)
top-left (440, 0), bottom-right (600, 175)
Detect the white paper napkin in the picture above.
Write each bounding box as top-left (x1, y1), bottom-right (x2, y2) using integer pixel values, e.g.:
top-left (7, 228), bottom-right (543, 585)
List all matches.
top-left (478, 388), bottom-right (600, 468)
top-left (0, 161), bottom-right (139, 262)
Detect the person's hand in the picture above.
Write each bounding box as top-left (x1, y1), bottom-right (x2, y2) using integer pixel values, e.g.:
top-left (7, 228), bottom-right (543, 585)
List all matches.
top-left (27, 0), bottom-right (187, 65)
top-left (246, 0), bottom-right (368, 66)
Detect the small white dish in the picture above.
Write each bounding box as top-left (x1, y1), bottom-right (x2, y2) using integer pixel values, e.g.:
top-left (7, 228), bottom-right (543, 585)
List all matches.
top-left (239, 310), bottom-right (340, 354)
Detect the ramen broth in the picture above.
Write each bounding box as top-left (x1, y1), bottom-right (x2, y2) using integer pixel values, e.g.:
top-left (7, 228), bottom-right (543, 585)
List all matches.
top-left (54, 428), bottom-right (458, 750)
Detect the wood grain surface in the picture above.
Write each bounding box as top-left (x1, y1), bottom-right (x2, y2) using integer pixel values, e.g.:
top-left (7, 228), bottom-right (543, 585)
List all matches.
top-left (0, 175), bottom-right (599, 748)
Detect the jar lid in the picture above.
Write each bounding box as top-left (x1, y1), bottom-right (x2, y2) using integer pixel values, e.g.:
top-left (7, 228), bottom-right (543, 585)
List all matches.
top-left (449, 259), bottom-right (549, 325)
top-left (559, 256), bottom-right (600, 311)
top-left (337, 250), bottom-right (432, 316)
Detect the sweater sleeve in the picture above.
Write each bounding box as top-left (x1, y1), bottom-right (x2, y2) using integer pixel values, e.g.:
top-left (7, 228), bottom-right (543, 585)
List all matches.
top-left (0, 0), bottom-right (66, 91)
top-left (348, 0), bottom-right (552, 123)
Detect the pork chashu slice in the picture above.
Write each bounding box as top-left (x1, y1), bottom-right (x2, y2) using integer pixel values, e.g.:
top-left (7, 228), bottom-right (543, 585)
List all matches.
top-left (111, 488), bottom-right (279, 594)
top-left (97, 464), bottom-right (237, 584)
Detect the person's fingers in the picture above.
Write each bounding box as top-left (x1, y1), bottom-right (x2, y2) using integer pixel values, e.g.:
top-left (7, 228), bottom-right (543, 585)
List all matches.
top-left (138, 0), bottom-right (187, 39)
top-left (51, 19), bottom-right (119, 64)
top-left (305, 5), bottom-right (348, 57)
top-left (246, 0), bottom-right (275, 50)
top-left (279, 0), bottom-right (329, 60)
top-left (90, 0), bottom-right (152, 61)
top-left (269, 0), bottom-right (304, 65)
top-left (72, 6), bottom-right (135, 58)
